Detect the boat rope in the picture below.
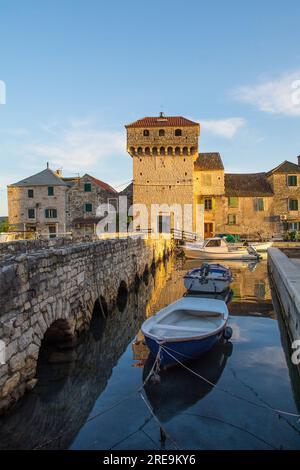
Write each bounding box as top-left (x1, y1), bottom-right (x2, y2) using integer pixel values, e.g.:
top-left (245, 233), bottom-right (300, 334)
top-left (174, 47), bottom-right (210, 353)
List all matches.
top-left (139, 391), bottom-right (181, 450)
top-left (160, 345), bottom-right (300, 420)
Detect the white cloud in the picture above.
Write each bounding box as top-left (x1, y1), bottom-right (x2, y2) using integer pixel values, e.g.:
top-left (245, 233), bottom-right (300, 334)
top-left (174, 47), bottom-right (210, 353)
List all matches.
top-left (25, 120), bottom-right (125, 172)
top-left (200, 117), bottom-right (246, 138)
top-left (232, 70), bottom-right (300, 116)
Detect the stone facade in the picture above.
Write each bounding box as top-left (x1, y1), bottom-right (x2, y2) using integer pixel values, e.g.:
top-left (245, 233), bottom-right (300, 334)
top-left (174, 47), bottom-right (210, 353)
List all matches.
top-left (0, 235), bottom-right (173, 414)
top-left (126, 114), bottom-right (300, 239)
top-left (8, 178), bottom-right (68, 238)
top-left (8, 168), bottom-right (119, 238)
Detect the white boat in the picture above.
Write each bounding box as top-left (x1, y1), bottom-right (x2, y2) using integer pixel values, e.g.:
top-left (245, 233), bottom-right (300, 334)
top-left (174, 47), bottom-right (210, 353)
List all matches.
top-left (183, 237), bottom-right (261, 260)
top-left (183, 263), bottom-right (233, 294)
top-left (142, 297), bottom-right (229, 368)
top-left (228, 241), bottom-right (273, 252)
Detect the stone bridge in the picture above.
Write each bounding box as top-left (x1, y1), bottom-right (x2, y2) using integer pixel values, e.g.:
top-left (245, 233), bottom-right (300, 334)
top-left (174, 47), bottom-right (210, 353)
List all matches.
top-left (0, 235), bottom-right (173, 414)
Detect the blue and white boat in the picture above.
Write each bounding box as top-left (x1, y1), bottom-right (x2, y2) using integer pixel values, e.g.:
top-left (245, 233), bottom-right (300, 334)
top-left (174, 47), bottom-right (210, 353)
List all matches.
top-left (141, 297), bottom-right (229, 368)
top-left (184, 263), bottom-right (233, 294)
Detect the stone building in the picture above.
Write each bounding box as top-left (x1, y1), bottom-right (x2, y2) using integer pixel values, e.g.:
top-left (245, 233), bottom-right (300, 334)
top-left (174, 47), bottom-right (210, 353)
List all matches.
top-left (8, 167), bottom-right (118, 238)
top-left (65, 174), bottom-right (118, 236)
top-left (7, 166), bottom-right (69, 238)
top-left (125, 113), bottom-right (300, 239)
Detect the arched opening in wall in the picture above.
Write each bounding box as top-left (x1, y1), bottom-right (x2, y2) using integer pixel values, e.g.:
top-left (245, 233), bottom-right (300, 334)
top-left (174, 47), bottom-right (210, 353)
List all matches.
top-left (145, 147), bottom-right (150, 155)
top-left (159, 129), bottom-right (165, 136)
top-left (183, 146), bottom-right (188, 155)
top-left (150, 259), bottom-right (156, 276)
top-left (190, 146), bottom-right (196, 155)
top-left (117, 281), bottom-right (128, 312)
top-left (134, 273), bottom-right (141, 293)
top-left (143, 264), bottom-right (149, 285)
top-left (160, 147), bottom-right (165, 156)
top-left (152, 147), bottom-right (158, 156)
top-left (90, 297), bottom-right (108, 341)
top-left (175, 129), bottom-right (182, 136)
top-left (37, 319), bottom-right (76, 376)
top-left (175, 147), bottom-right (181, 156)
top-left (137, 147), bottom-right (143, 155)
top-left (167, 146), bottom-right (173, 155)
top-left (130, 146), bottom-right (135, 155)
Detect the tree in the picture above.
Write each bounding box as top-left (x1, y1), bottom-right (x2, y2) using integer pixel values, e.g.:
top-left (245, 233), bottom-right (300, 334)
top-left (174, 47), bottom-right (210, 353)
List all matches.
top-left (0, 218), bottom-right (9, 232)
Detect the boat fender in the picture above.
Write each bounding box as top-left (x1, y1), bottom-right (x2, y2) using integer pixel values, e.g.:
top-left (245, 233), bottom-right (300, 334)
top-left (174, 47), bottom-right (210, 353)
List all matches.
top-left (150, 372), bottom-right (161, 385)
top-left (223, 326), bottom-right (233, 340)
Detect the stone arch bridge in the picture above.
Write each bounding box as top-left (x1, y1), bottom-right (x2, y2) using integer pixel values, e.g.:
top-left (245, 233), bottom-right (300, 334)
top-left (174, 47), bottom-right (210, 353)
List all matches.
top-left (0, 235), bottom-right (173, 414)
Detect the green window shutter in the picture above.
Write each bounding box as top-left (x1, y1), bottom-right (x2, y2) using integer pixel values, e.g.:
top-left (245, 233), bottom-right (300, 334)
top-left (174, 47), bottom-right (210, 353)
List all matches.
top-left (288, 175), bottom-right (297, 186)
top-left (289, 199), bottom-right (298, 211)
top-left (48, 186), bottom-right (54, 196)
top-left (84, 183), bottom-right (92, 192)
top-left (85, 203), bottom-right (93, 212)
top-left (45, 209), bottom-right (49, 218)
top-left (212, 198), bottom-right (216, 210)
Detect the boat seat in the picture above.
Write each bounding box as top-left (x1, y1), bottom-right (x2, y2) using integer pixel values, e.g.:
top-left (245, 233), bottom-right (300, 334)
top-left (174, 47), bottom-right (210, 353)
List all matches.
top-left (152, 324), bottom-right (210, 333)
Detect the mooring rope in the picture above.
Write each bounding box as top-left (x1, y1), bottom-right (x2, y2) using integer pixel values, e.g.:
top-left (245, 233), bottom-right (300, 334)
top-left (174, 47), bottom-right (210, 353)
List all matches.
top-left (160, 344), bottom-right (300, 420)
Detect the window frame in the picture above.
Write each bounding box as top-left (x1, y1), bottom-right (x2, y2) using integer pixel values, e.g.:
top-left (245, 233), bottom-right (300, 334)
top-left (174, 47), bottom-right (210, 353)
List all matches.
top-left (228, 196), bottom-right (238, 208)
top-left (48, 186), bottom-right (54, 196)
top-left (28, 189), bottom-right (34, 198)
top-left (287, 175), bottom-right (298, 187)
top-left (85, 203), bottom-right (93, 213)
top-left (28, 208), bottom-right (35, 219)
top-left (143, 129), bottom-right (150, 137)
top-left (45, 208), bottom-right (58, 219)
top-left (228, 214), bottom-right (237, 225)
top-left (84, 182), bottom-right (92, 192)
top-left (204, 197), bottom-right (213, 211)
top-left (175, 129), bottom-right (182, 136)
top-left (159, 129), bottom-right (165, 137)
top-left (288, 198), bottom-right (299, 211)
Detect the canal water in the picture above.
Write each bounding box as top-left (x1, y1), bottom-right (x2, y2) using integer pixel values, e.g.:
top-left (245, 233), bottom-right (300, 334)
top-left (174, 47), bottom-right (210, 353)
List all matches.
top-left (0, 257), bottom-right (300, 450)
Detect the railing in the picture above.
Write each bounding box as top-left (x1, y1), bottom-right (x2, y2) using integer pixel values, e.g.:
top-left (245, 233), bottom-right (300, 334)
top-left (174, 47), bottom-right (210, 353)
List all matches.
top-left (171, 228), bottom-right (202, 242)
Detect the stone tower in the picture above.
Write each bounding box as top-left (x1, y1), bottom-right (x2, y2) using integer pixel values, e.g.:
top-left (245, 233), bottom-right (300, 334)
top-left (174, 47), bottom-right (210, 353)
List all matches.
top-left (125, 113), bottom-right (200, 233)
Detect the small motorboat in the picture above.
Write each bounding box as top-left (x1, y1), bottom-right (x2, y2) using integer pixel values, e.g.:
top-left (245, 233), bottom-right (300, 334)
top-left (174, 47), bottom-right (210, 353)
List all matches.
top-left (184, 263), bottom-right (233, 294)
top-left (183, 237), bottom-right (261, 260)
top-left (141, 297), bottom-right (229, 368)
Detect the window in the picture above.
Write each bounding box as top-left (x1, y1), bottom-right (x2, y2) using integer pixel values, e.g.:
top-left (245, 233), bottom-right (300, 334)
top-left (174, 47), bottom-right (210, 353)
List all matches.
top-left (289, 199), bottom-right (298, 211)
top-left (287, 175), bottom-right (298, 187)
top-left (85, 203), bottom-right (93, 212)
top-left (201, 174), bottom-right (212, 186)
top-left (228, 196), bottom-right (238, 208)
top-left (84, 182), bottom-right (92, 192)
top-left (159, 129), bottom-right (165, 136)
top-left (289, 222), bottom-right (300, 230)
top-left (143, 129), bottom-right (149, 136)
top-left (28, 189), bottom-right (34, 198)
top-left (48, 186), bottom-right (54, 196)
top-left (45, 208), bottom-right (57, 218)
top-left (228, 214), bottom-right (237, 225)
top-left (204, 198), bottom-right (212, 210)
top-left (254, 198), bottom-right (264, 211)
top-left (28, 208), bottom-right (35, 219)
top-left (175, 129), bottom-right (182, 136)
top-left (206, 239), bottom-right (221, 247)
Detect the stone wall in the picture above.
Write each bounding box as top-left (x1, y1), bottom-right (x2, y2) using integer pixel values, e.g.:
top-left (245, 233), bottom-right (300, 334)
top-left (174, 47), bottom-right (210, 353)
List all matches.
top-left (8, 185), bottom-right (68, 235)
top-left (0, 236), bottom-right (173, 414)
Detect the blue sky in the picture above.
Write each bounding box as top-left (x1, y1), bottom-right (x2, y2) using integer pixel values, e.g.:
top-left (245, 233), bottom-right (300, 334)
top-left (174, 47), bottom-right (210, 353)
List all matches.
top-left (1, 0), bottom-right (300, 214)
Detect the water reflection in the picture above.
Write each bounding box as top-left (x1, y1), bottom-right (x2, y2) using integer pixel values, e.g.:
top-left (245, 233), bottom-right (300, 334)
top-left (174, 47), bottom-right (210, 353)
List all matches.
top-left (143, 339), bottom-right (233, 423)
top-left (0, 257), bottom-right (299, 450)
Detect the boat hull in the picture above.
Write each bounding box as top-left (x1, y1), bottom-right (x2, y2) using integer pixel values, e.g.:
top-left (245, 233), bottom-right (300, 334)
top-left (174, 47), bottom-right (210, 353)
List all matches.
top-left (183, 247), bottom-right (258, 260)
top-left (144, 330), bottom-right (224, 368)
top-left (184, 277), bottom-right (230, 293)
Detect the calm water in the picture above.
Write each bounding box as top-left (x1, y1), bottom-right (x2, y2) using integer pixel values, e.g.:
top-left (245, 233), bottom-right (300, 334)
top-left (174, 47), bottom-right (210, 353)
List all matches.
top-left (0, 257), bottom-right (300, 450)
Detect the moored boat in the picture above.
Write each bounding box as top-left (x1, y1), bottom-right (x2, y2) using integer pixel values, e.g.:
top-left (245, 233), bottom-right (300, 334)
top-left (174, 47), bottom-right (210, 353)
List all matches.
top-left (184, 263), bottom-right (233, 294)
top-left (183, 237), bottom-right (261, 260)
top-left (141, 297), bottom-right (229, 368)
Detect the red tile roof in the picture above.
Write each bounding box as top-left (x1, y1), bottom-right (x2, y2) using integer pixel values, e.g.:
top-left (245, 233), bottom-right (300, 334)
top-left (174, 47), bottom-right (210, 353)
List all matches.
top-left (125, 116), bottom-right (199, 128)
top-left (85, 174), bottom-right (117, 193)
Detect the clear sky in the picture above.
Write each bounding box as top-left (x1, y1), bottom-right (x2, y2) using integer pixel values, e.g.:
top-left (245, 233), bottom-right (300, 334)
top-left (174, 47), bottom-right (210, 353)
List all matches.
top-left (1, 0), bottom-right (300, 215)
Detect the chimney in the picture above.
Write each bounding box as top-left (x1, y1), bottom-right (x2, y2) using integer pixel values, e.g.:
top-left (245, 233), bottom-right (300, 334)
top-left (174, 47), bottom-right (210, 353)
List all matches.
top-left (46, 162), bottom-right (49, 169)
top-left (298, 155), bottom-right (300, 167)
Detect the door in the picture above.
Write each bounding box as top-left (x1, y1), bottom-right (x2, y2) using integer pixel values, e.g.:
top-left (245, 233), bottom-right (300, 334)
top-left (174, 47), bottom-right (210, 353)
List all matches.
top-left (204, 223), bottom-right (214, 239)
top-left (158, 215), bottom-right (171, 234)
top-left (48, 225), bottom-right (57, 239)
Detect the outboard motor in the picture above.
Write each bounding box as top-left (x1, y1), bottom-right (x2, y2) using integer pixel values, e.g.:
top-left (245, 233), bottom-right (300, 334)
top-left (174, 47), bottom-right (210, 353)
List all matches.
top-left (201, 263), bottom-right (210, 277)
top-left (247, 245), bottom-right (261, 259)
